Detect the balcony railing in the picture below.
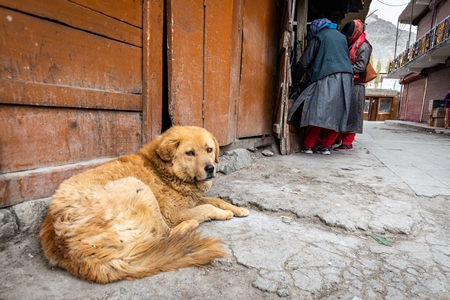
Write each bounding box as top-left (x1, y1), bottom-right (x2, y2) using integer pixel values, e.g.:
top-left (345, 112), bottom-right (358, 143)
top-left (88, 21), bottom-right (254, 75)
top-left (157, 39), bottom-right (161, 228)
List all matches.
top-left (389, 15), bottom-right (450, 74)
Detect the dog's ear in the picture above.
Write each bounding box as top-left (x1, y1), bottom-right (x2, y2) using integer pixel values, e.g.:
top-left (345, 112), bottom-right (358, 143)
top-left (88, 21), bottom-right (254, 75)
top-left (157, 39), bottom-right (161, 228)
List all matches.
top-left (156, 138), bottom-right (180, 162)
top-left (212, 135), bottom-right (220, 163)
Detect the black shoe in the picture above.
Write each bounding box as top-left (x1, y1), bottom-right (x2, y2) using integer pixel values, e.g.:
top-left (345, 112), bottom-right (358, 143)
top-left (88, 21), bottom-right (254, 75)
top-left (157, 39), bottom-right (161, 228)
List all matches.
top-left (333, 144), bottom-right (353, 152)
top-left (316, 147), bottom-right (331, 155)
top-left (301, 148), bottom-right (313, 154)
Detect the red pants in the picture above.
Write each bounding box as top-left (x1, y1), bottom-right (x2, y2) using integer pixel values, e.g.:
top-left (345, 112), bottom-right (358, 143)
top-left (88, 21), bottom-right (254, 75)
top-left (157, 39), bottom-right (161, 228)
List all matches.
top-left (303, 126), bottom-right (339, 148)
top-left (340, 132), bottom-right (356, 146)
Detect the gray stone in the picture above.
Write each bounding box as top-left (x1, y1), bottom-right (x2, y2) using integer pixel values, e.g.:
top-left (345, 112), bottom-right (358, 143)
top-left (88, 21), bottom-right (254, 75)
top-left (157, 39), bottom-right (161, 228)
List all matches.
top-left (261, 149), bottom-right (274, 157)
top-left (252, 277), bottom-right (277, 293)
top-left (292, 269), bottom-right (322, 292)
top-left (11, 198), bottom-right (50, 234)
top-left (317, 212), bottom-right (356, 231)
top-left (217, 149), bottom-right (252, 175)
top-left (0, 209), bottom-right (18, 242)
top-left (276, 288), bottom-right (290, 297)
top-left (386, 286), bottom-right (407, 299)
top-left (352, 279), bottom-right (363, 290)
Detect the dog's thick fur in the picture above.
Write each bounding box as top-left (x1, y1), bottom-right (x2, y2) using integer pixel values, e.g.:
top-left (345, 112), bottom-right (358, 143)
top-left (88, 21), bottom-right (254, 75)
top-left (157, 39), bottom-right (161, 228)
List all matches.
top-left (39, 126), bottom-right (249, 283)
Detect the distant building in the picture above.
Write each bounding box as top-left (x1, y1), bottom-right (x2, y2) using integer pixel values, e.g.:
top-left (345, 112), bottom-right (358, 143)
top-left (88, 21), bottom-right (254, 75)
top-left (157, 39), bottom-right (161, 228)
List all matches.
top-left (364, 88), bottom-right (400, 121)
top-left (387, 0), bottom-right (450, 124)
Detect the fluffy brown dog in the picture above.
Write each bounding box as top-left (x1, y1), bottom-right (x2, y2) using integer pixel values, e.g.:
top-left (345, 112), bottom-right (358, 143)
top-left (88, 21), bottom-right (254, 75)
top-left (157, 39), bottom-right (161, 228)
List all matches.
top-left (39, 125), bottom-right (249, 283)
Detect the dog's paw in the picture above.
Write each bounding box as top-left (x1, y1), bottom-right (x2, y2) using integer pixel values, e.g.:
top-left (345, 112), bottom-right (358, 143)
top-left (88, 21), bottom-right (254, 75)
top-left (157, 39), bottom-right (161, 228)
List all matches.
top-left (171, 220), bottom-right (199, 235)
top-left (219, 210), bottom-right (234, 220)
top-left (233, 207), bottom-right (250, 217)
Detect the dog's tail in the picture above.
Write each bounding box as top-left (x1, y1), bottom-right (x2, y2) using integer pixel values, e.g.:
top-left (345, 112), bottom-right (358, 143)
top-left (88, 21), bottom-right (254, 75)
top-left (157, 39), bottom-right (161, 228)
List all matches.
top-left (69, 230), bottom-right (226, 283)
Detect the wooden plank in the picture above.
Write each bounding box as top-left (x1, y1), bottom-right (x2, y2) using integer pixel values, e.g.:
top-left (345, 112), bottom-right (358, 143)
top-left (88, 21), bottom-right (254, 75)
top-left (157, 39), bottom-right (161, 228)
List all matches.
top-left (392, 96), bottom-right (399, 120)
top-left (0, 80), bottom-right (142, 111)
top-left (167, 0), bottom-right (204, 127)
top-left (203, 0), bottom-right (234, 145)
top-left (0, 158), bottom-right (111, 208)
top-left (0, 105), bottom-right (142, 173)
top-left (237, 0), bottom-right (278, 138)
top-left (142, 0), bottom-right (164, 143)
top-left (71, 0), bottom-right (142, 28)
top-left (287, 99), bottom-right (301, 153)
top-left (0, 0), bottom-right (142, 47)
top-left (295, 0), bottom-right (308, 63)
top-left (226, 0), bottom-right (243, 145)
top-left (0, 8), bottom-right (142, 93)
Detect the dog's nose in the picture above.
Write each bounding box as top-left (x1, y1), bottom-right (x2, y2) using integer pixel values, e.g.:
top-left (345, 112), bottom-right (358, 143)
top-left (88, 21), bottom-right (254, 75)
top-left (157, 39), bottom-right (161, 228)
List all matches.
top-left (204, 164), bottom-right (215, 174)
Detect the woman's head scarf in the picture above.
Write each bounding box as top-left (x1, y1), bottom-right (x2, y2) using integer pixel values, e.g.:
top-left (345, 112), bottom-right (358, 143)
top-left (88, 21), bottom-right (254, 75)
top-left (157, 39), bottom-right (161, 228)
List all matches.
top-left (341, 19), bottom-right (366, 64)
top-left (306, 18), bottom-right (338, 41)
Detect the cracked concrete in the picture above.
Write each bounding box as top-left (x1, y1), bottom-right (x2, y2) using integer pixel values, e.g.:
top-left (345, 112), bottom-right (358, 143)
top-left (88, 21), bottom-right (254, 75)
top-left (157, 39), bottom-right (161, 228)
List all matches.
top-left (1, 121), bottom-right (449, 299)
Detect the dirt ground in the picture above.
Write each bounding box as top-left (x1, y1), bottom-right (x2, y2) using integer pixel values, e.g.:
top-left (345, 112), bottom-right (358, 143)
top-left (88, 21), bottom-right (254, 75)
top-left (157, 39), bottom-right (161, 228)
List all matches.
top-left (1, 122), bottom-right (450, 300)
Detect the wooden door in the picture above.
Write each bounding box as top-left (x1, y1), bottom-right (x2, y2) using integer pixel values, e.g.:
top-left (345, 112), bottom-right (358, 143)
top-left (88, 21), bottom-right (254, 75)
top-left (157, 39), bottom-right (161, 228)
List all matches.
top-left (237, 0), bottom-right (279, 138)
top-left (167, 0), bottom-right (280, 145)
top-left (167, 0), bottom-right (237, 145)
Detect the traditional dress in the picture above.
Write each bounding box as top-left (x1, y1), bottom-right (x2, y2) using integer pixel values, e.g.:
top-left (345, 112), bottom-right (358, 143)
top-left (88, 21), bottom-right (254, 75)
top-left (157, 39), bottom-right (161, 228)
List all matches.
top-left (288, 18), bottom-right (354, 152)
top-left (336, 19), bottom-right (373, 150)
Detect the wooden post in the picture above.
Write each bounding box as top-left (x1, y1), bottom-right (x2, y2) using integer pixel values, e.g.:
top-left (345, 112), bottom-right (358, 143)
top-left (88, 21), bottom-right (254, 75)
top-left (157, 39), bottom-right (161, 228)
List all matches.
top-left (295, 0), bottom-right (308, 64)
top-left (142, 0), bottom-right (164, 144)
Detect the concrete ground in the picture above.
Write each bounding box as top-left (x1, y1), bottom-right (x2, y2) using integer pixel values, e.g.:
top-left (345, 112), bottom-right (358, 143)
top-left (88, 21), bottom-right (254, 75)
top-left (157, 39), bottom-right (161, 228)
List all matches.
top-left (1, 121), bottom-right (449, 300)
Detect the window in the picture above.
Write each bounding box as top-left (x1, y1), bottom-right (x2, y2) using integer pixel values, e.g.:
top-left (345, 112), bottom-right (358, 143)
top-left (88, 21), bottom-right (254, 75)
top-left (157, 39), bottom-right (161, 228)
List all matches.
top-left (378, 98), bottom-right (392, 114)
top-left (364, 99), bottom-right (370, 113)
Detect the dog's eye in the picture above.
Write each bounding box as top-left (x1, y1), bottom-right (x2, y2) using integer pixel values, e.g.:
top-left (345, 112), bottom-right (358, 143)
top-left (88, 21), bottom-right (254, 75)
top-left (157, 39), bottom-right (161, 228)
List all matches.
top-left (206, 147), bottom-right (213, 153)
top-left (186, 151), bottom-right (195, 157)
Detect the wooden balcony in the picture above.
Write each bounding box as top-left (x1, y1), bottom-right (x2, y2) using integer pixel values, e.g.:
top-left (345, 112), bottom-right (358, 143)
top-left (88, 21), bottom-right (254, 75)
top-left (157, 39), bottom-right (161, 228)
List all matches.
top-left (388, 15), bottom-right (450, 79)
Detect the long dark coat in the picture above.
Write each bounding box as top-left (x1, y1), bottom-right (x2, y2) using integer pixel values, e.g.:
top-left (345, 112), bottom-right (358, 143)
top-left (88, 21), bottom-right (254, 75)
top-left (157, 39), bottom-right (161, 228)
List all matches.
top-left (288, 34), bottom-right (355, 133)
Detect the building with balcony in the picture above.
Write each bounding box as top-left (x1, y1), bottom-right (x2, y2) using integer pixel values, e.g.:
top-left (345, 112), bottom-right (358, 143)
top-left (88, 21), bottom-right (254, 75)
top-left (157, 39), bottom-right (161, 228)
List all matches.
top-left (388, 0), bottom-right (450, 124)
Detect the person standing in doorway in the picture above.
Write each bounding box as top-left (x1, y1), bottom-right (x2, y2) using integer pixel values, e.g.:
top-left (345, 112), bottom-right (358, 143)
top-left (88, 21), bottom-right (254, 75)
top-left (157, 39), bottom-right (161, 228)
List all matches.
top-left (334, 19), bottom-right (373, 152)
top-left (288, 18), bottom-right (354, 155)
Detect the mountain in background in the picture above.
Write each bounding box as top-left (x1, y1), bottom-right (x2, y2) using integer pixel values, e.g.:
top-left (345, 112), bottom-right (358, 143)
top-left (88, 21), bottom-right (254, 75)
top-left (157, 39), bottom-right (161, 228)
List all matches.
top-left (365, 13), bottom-right (416, 73)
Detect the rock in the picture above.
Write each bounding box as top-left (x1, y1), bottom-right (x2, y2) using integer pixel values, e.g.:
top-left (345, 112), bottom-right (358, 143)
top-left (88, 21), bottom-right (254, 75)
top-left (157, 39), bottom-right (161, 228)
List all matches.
top-left (276, 288), bottom-right (290, 297)
top-left (0, 209), bottom-right (18, 242)
top-left (11, 198), bottom-right (50, 234)
top-left (217, 149), bottom-right (252, 175)
top-left (252, 277), bottom-right (278, 293)
top-left (261, 149), bottom-right (274, 157)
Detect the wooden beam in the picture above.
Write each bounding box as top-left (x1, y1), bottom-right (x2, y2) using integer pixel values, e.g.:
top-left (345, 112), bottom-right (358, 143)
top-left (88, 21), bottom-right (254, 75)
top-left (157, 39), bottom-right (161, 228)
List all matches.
top-left (142, 0), bottom-right (164, 143)
top-left (0, 80), bottom-right (142, 111)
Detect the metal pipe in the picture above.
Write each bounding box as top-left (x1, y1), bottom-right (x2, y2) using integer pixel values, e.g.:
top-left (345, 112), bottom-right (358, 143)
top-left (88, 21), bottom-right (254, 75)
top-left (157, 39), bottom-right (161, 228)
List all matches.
top-left (407, 0), bottom-right (415, 49)
top-left (394, 20), bottom-right (400, 58)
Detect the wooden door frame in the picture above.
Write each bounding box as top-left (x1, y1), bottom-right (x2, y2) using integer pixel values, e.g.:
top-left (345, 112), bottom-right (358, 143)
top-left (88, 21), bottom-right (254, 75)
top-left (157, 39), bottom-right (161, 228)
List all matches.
top-left (142, 0), bottom-right (164, 144)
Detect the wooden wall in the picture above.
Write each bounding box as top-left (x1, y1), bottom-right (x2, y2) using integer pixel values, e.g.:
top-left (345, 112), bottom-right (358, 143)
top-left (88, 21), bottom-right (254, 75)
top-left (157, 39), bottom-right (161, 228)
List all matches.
top-left (0, 0), bottom-right (164, 207)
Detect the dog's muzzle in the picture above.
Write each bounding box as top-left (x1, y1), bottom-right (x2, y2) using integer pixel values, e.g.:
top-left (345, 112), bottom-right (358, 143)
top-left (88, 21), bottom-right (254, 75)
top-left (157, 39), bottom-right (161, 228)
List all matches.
top-left (204, 164), bottom-right (215, 180)
top-left (194, 164), bottom-right (215, 182)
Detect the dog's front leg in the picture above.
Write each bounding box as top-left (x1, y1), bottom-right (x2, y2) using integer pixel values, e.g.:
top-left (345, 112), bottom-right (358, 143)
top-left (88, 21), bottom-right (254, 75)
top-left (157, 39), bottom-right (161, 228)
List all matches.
top-left (200, 197), bottom-right (249, 217)
top-left (178, 204), bottom-right (234, 223)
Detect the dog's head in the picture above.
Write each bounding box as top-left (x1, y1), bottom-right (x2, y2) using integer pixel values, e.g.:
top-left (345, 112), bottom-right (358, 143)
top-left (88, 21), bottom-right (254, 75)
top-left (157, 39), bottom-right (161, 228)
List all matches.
top-left (156, 126), bottom-right (219, 186)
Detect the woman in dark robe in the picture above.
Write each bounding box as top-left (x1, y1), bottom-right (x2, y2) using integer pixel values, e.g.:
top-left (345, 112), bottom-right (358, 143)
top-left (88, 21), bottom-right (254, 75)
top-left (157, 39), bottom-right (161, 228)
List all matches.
top-left (288, 18), bottom-right (354, 155)
top-left (334, 19), bottom-right (373, 152)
